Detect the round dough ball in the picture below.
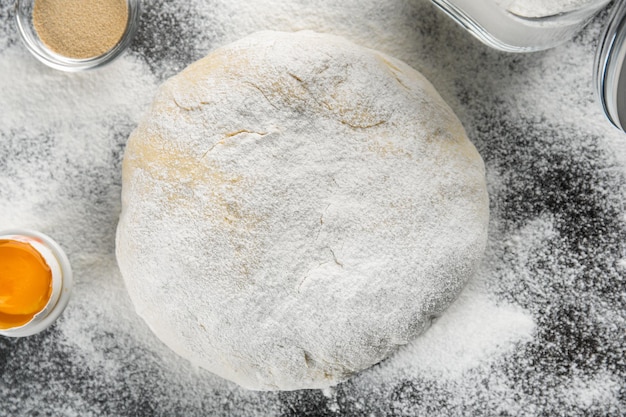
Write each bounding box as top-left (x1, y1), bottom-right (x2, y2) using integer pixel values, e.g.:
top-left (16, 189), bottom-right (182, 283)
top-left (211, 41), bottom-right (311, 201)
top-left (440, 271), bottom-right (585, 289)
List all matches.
top-left (116, 31), bottom-right (489, 391)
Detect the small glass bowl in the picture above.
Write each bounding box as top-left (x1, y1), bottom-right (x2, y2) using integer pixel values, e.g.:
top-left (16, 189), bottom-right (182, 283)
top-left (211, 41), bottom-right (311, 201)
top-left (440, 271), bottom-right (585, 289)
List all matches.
top-left (14, 0), bottom-right (141, 71)
top-left (0, 229), bottom-right (73, 338)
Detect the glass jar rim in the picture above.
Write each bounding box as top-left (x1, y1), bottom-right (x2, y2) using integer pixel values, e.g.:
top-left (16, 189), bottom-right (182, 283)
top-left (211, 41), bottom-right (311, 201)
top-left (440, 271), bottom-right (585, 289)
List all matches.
top-left (595, 0), bottom-right (626, 132)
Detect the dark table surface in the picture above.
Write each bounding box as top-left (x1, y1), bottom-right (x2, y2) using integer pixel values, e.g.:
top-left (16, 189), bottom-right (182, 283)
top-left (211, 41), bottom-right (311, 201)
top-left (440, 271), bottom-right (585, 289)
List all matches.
top-left (1, 0), bottom-right (625, 416)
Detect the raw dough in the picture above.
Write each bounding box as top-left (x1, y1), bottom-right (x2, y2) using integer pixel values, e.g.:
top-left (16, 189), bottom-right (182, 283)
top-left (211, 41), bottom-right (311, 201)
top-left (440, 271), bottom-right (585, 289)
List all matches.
top-left (116, 31), bottom-right (489, 391)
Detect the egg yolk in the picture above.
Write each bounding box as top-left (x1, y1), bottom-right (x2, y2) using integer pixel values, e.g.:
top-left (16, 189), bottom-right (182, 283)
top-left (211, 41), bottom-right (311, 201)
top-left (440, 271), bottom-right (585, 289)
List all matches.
top-left (0, 239), bottom-right (52, 330)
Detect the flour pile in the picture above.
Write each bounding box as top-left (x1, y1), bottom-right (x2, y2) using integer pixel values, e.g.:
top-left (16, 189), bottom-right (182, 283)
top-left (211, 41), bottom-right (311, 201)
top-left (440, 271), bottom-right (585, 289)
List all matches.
top-left (502, 0), bottom-right (607, 17)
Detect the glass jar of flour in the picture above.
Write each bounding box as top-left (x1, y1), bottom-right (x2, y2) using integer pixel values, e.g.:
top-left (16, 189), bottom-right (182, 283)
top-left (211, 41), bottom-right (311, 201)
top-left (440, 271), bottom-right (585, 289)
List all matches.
top-left (432, 0), bottom-right (611, 52)
top-left (433, 0), bottom-right (626, 135)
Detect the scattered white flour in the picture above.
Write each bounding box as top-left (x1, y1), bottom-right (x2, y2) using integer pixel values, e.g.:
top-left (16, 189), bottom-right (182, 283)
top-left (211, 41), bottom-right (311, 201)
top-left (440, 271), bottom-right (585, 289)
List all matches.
top-left (559, 372), bottom-right (623, 410)
top-left (381, 284), bottom-right (535, 379)
top-left (0, 46), bottom-right (156, 242)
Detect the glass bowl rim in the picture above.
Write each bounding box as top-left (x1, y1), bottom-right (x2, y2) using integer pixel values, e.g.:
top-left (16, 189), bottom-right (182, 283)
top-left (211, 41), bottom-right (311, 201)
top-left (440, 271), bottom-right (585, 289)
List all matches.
top-left (14, 0), bottom-right (141, 72)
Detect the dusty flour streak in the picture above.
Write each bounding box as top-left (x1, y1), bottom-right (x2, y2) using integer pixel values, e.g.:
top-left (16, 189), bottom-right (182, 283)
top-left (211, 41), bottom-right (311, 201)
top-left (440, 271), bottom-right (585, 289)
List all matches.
top-left (373, 283), bottom-right (536, 380)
